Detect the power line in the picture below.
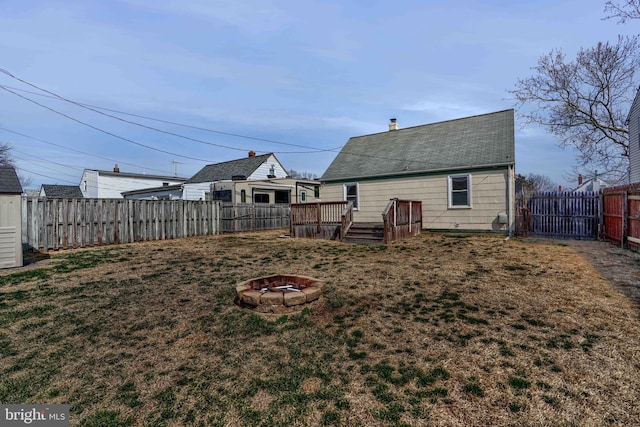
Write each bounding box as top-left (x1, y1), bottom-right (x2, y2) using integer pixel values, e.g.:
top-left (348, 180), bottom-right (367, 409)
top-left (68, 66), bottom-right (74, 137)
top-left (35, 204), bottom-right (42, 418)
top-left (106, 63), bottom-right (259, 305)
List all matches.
top-left (16, 166), bottom-right (78, 185)
top-left (0, 69), bottom-right (459, 171)
top-left (0, 71), bottom-right (338, 153)
top-left (13, 155), bottom-right (81, 178)
top-left (0, 126), bottom-right (176, 175)
top-left (0, 84), bottom-right (218, 162)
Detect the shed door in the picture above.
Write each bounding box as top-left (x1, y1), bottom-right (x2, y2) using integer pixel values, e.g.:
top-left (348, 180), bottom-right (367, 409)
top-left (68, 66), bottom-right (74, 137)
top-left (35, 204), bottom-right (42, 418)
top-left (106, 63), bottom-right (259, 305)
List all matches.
top-left (0, 197), bottom-right (22, 268)
top-left (0, 226), bottom-right (18, 268)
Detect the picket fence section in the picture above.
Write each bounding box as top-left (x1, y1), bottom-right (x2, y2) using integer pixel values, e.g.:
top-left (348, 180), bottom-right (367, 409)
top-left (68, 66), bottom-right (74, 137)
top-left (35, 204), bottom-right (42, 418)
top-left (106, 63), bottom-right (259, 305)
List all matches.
top-left (517, 191), bottom-right (601, 240)
top-left (603, 183), bottom-right (640, 250)
top-left (22, 198), bottom-right (290, 252)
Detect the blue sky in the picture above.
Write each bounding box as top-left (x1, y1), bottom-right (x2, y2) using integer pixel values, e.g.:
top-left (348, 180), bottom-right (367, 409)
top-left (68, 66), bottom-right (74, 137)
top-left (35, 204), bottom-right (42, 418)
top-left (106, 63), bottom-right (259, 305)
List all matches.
top-left (0, 0), bottom-right (636, 190)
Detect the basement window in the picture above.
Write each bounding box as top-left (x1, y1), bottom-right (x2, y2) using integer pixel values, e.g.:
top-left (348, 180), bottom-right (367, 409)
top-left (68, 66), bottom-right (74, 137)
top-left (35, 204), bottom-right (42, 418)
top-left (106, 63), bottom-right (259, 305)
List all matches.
top-left (448, 175), bottom-right (471, 208)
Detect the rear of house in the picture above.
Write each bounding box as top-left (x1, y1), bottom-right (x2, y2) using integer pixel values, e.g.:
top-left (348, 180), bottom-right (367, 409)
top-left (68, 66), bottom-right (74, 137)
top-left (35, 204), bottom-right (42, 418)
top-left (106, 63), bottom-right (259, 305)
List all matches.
top-left (321, 110), bottom-right (516, 232)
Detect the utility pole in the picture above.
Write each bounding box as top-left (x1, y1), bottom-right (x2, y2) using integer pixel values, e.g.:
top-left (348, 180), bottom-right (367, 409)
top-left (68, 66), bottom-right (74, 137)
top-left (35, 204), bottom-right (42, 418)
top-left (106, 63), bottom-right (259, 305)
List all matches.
top-left (171, 160), bottom-right (184, 177)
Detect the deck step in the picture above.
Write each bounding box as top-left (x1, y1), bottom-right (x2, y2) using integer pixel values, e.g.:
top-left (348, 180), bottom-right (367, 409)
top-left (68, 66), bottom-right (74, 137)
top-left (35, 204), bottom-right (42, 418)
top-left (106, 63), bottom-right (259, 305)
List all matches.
top-left (343, 223), bottom-right (385, 244)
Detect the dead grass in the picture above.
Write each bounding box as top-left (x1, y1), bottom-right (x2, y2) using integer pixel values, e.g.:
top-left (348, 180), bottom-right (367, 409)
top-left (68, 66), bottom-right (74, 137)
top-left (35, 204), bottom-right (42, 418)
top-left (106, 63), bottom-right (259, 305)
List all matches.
top-left (1, 231), bottom-right (640, 426)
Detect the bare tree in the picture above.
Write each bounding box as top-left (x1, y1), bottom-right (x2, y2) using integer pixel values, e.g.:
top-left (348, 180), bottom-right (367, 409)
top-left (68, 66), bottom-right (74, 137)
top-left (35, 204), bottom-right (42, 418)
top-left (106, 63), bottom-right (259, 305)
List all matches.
top-left (287, 169), bottom-right (318, 180)
top-left (516, 173), bottom-right (558, 201)
top-left (0, 141), bottom-right (32, 188)
top-left (509, 35), bottom-right (640, 180)
top-left (0, 141), bottom-right (16, 167)
top-left (604, 0), bottom-right (640, 22)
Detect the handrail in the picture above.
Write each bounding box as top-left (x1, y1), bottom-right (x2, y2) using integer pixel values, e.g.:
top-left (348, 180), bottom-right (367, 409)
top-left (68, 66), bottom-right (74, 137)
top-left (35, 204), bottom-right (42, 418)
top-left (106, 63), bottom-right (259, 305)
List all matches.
top-left (382, 199), bottom-right (397, 244)
top-left (340, 201), bottom-right (354, 240)
top-left (382, 198), bottom-right (396, 218)
top-left (382, 198), bottom-right (422, 244)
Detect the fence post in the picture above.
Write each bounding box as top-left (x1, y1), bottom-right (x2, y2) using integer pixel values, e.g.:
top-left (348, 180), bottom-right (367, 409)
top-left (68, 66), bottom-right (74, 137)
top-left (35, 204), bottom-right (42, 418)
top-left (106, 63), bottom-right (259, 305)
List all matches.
top-left (622, 190), bottom-right (628, 248)
top-left (316, 202), bottom-right (322, 233)
top-left (21, 196), bottom-right (28, 252)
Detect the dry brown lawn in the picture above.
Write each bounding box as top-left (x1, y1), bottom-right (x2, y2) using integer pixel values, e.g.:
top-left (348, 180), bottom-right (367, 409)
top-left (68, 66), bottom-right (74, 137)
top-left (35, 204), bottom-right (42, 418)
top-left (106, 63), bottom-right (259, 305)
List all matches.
top-left (1, 231), bottom-right (639, 426)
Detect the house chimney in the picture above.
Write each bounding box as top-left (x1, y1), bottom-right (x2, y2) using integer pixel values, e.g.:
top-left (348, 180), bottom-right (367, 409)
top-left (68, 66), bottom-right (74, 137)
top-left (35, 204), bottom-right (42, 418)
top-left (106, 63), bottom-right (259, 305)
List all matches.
top-left (248, 150), bottom-right (256, 157)
top-left (113, 164), bottom-right (120, 173)
top-left (389, 118), bottom-right (399, 131)
top-left (578, 174), bottom-right (583, 185)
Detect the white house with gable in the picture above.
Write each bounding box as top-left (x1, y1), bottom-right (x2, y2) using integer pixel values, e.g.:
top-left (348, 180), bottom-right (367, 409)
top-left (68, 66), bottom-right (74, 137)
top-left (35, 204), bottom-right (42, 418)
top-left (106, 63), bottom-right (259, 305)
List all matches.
top-left (80, 165), bottom-right (187, 198)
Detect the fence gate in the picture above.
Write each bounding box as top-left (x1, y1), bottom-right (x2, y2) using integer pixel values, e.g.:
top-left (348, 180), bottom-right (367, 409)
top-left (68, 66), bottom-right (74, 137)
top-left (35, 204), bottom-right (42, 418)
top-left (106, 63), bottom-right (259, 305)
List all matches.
top-left (517, 191), bottom-right (601, 240)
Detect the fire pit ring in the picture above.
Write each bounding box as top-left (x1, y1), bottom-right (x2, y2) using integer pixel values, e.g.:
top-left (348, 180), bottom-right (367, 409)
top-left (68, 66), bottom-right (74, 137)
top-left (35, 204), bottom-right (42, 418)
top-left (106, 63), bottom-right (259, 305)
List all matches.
top-left (236, 274), bottom-right (324, 313)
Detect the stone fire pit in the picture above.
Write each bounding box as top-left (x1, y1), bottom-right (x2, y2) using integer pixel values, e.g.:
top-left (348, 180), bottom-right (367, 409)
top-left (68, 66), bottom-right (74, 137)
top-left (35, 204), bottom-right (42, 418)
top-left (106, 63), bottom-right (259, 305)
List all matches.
top-left (236, 274), bottom-right (324, 313)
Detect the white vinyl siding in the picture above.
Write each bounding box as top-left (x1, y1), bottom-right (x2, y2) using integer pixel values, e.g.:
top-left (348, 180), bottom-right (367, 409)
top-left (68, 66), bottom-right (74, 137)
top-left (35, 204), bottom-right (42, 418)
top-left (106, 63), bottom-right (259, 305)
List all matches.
top-left (629, 92), bottom-right (640, 184)
top-left (248, 155), bottom-right (288, 180)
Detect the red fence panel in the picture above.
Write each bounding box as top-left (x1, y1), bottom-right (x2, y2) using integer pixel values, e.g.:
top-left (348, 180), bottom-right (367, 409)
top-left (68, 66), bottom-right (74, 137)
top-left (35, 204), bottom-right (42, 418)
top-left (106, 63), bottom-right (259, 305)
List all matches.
top-left (603, 183), bottom-right (640, 250)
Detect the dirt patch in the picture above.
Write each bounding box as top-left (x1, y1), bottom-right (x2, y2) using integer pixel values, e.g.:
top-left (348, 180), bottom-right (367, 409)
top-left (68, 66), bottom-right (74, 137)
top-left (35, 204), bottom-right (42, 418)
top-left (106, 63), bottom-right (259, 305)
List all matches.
top-left (523, 237), bottom-right (640, 307)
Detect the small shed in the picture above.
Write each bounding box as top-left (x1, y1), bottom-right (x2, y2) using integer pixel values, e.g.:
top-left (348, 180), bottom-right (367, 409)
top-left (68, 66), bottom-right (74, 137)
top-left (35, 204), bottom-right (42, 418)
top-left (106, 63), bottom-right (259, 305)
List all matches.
top-left (0, 167), bottom-right (23, 268)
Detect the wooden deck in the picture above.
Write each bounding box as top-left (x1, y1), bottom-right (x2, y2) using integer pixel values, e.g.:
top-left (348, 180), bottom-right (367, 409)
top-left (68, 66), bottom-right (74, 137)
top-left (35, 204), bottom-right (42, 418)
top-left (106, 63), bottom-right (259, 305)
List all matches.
top-left (290, 199), bottom-right (422, 244)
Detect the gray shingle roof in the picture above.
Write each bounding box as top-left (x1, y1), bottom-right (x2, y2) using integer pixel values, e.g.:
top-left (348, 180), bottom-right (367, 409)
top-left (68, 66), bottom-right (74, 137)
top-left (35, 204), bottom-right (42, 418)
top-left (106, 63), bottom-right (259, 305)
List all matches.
top-left (321, 110), bottom-right (515, 181)
top-left (0, 166), bottom-right (23, 194)
top-left (41, 184), bottom-right (84, 198)
top-left (186, 153), bottom-right (274, 183)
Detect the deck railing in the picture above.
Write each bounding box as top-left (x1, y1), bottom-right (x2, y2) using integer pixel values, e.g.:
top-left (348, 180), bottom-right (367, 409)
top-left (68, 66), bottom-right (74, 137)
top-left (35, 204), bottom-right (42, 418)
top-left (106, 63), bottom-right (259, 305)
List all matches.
top-left (290, 201), bottom-right (353, 239)
top-left (382, 199), bottom-right (423, 244)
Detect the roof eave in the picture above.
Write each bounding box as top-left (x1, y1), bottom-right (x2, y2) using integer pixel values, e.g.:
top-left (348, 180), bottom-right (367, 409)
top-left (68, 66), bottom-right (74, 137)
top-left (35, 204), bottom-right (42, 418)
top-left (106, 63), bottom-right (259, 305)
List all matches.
top-left (321, 162), bottom-right (514, 183)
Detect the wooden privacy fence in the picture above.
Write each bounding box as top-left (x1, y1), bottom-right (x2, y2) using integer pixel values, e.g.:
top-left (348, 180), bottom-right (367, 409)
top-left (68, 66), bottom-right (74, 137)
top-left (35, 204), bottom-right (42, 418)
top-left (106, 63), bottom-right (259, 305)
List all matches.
top-left (517, 191), bottom-right (601, 240)
top-left (603, 183), bottom-right (640, 250)
top-left (382, 199), bottom-right (423, 244)
top-left (22, 198), bottom-right (291, 251)
top-left (220, 203), bottom-right (290, 233)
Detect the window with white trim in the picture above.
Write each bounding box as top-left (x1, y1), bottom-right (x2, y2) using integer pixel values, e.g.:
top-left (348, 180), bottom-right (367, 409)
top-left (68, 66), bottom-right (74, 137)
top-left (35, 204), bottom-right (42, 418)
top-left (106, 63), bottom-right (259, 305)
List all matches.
top-left (344, 183), bottom-right (359, 209)
top-left (448, 175), bottom-right (471, 208)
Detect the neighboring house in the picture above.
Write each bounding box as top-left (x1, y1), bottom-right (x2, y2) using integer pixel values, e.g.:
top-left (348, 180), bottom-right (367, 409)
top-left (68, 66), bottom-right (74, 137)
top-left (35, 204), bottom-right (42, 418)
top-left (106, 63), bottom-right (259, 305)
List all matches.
top-left (0, 166), bottom-right (23, 268)
top-left (121, 184), bottom-right (184, 200)
top-left (181, 151), bottom-right (318, 203)
top-left (80, 164), bottom-right (187, 198)
top-left (122, 151), bottom-right (322, 204)
top-left (320, 110), bottom-right (516, 232)
top-left (572, 174), bottom-right (610, 192)
top-left (627, 86), bottom-right (640, 184)
top-left (40, 184), bottom-right (84, 198)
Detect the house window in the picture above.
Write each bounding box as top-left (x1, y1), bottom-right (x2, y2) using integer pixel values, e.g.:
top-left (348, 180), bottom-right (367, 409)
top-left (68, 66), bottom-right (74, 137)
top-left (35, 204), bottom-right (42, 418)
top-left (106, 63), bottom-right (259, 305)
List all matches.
top-left (255, 193), bottom-right (270, 203)
top-left (301, 191), bottom-right (306, 202)
top-left (211, 190), bottom-right (232, 202)
top-left (241, 190), bottom-right (246, 203)
top-left (448, 175), bottom-right (471, 208)
top-left (344, 183), bottom-right (359, 209)
top-left (314, 185), bottom-right (320, 198)
top-left (275, 191), bottom-right (289, 204)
